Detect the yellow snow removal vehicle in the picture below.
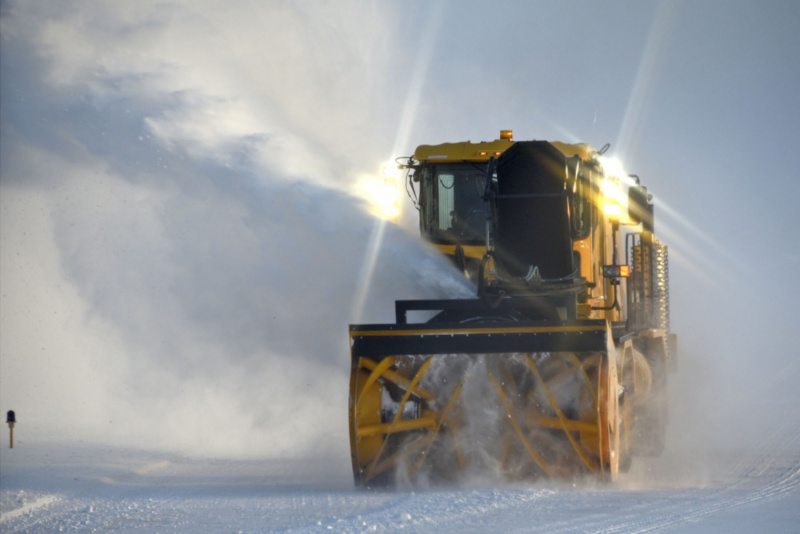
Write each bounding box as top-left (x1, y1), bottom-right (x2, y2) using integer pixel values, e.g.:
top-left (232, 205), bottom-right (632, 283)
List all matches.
top-left (349, 131), bottom-right (676, 486)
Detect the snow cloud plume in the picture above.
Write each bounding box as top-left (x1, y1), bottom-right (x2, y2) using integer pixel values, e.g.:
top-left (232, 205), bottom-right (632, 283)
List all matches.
top-left (0, 0), bottom-right (469, 460)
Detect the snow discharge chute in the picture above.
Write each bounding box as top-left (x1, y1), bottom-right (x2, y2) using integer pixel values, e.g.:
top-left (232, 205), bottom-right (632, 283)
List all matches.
top-left (349, 133), bottom-right (676, 487)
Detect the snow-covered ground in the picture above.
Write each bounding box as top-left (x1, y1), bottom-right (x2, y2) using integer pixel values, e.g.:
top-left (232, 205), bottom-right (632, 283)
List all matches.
top-left (2, 436), bottom-right (799, 533)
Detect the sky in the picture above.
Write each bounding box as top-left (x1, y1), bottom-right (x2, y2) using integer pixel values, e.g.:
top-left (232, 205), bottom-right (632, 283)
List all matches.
top-left (1, 0), bottom-right (799, 467)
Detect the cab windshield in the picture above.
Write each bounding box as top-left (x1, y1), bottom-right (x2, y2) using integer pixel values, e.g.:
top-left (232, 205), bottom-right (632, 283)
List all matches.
top-left (419, 163), bottom-right (489, 245)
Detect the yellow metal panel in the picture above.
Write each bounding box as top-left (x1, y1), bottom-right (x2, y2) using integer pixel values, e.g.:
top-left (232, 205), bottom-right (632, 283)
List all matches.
top-left (413, 139), bottom-right (597, 163)
top-left (413, 139), bottom-right (513, 162)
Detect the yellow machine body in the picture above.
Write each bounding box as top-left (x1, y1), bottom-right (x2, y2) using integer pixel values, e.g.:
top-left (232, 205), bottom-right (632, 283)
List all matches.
top-left (349, 132), bottom-right (675, 486)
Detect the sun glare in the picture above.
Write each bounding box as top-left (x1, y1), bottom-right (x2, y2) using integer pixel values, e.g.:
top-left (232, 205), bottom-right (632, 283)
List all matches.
top-left (356, 165), bottom-right (401, 221)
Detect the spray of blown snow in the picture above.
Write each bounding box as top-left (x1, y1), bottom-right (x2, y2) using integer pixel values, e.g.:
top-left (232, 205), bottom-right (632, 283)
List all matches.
top-left (379, 352), bottom-right (608, 489)
top-left (0, 0), bottom-right (472, 464)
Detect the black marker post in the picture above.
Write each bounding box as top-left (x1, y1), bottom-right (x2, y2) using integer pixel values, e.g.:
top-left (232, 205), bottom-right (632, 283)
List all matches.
top-left (6, 410), bottom-right (15, 448)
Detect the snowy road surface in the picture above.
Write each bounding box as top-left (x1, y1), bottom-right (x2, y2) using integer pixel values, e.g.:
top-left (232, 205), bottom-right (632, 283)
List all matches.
top-left (1, 440), bottom-right (798, 533)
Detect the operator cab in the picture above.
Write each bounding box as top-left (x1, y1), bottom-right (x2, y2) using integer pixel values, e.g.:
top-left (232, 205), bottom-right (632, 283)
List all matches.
top-left (417, 163), bottom-right (490, 245)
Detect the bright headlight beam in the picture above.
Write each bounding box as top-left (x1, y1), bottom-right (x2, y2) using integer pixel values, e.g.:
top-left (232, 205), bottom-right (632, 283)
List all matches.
top-left (357, 174), bottom-right (400, 221)
top-left (382, 161), bottom-right (398, 178)
top-left (350, 2), bottom-right (445, 324)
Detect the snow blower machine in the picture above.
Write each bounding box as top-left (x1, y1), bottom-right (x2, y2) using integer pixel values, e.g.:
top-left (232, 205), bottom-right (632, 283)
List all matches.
top-left (349, 131), bottom-right (676, 486)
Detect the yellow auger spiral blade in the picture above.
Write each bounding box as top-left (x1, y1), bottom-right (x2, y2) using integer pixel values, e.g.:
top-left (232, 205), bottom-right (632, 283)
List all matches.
top-left (348, 320), bottom-right (626, 486)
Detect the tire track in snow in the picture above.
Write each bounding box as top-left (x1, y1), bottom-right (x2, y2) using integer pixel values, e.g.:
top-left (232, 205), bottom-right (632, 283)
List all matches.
top-left (0, 494), bottom-right (60, 523)
top-left (587, 359), bottom-right (800, 534)
top-left (586, 453), bottom-right (800, 534)
top-left (608, 465), bottom-right (799, 533)
top-left (0, 456), bottom-right (177, 533)
top-left (290, 488), bottom-right (556, 533)
top-left (278, 448), bottom-right (800, 534)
